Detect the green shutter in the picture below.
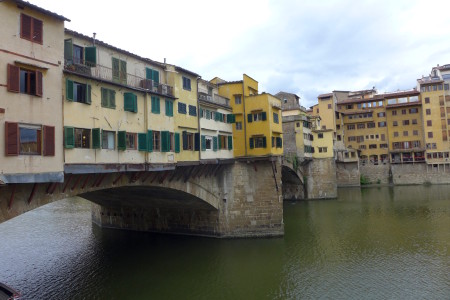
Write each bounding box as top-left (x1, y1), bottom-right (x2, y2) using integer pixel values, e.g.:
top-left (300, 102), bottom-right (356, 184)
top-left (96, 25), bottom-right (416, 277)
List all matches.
top-left (120, 60), bottom-right (127, 84)
top-left (249, 138), bottom-right (254, 149)
top-left (165, 100), bottom-right (173, 117)
top-left (152, 96), bottom-right (160, 114)
top-left (262, 112), bottom-right (267, 121)
top-left (175, 132), bottom-right (180, 153)
top-left (199, 108), bottom-right (203, 118)
top-left (228, 136), bottom-right (233, 150)
top-left (92, 128), bottom-right (101, 149)
top-left (194, 133), bottom-right (200, 151)
top-left (84, 47), bottom-right (97, 66)
top-left (182, 131), bottom-right (188, 150)
top-left (138, 133), bottom-right (147, 151)
top-left (206, 110), bottom-right (211, 120)
top-left (147, 130), bottom-right (153, 152)
top-left (152, 69), bottom-right (159, 86)
top-left (213, 136), bottom-right (218, 152)
top-left (112, 57), bottom-right (119, 82)
top-left (218, 135), bottom-right (222, 149)
top-left (118, 131), bottom-right (126, 150)
top-left (146, 68), bottom-right (152, 80)
top-left (86, 84), bottom-right (92, 104)
top-left (124, 93), bottom-right (135, 112)
top-left (161, 131), bottom-right (169, 152)
top-left (101, 88), bottom-right (108, 107)
top-left (201, 135), bottom-right (206, 151)
top-left (247, 114), bottom-right (252, 123)
top-left (64, 126), bottom-right (74, 148)
top-left (214, 112), bottom-right (219, 121)
top-left (66, 79), bottom-right (73, 101)
top-left (263, 136), bottom-right (267, 148)
top-left (64, 39), bottom-right (73, 63)
top-left (110, 90), bottom-right (116, 108)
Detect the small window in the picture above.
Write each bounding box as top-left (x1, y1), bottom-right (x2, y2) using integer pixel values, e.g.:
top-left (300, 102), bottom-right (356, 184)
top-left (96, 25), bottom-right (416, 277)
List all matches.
top-left (425, 97), bottom-right (430, 104)
top-left (402, 109), bottom-right (407, 115)
top-left (112, 57), bottom-right (127, 84)
top-left (178, 102), bottom-right (187, 114)
top-left (153, 131), bottom-right (161, 152)
top-left (296, 122), bottom-right (300, 127)
top-left (236, 122), bottom-right (242, 130)
top-left (427, 120), bottom-right (432, 126)
top-left (7, 65), bottom-right (43, 97)
top-left (74, 128), bottom-right (91, 148)
top-left (235, 95), bottom-right (242, 104)
top-left (126, 132), bottom-right (136, 149)
top-left (20, 14), bottom-right (43, 44)
top-left (165, 100), bottom-right (173, 117)
top-left (189, 105), bottom-right (197, 116)
top-left (403, 131), bottom-right (408, 136)
top-left (403, 120), bottom-right (410, 126)
top-left (328, 104), bottom-right (332, 109)
top-left (428, 132), bottom-right (433, 138)
top-left (182, 76), bottom-right (191, 90)
top-left (393, 121), bottom-right (398, 126)
top-left (102, 131), bottom-right (115, 149)
top-left (392, 110), bottom-right (397, 116)
top-left (124, 92), bottom-right (137, 112)
top-left (151, 96), bottom-right (160, 114)
top-left (253, 136), bottom-right (266, 148)
top-left (426, 109), bottom-right (431, 115)
top-left (318, 133), bottom-right (323, 139)
top-left (19, 124), bottom-right (42, 155)
top-left (205, 136), bottom-right (213, 150)
top-left (273, 112), bottom-right (279, 124)
top-left (101, 88), bottom-right (116, 108)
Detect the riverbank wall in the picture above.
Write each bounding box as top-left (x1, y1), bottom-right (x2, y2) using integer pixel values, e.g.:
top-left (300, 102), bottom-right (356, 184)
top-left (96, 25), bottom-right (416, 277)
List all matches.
top-left (336, 161), bottom-right (360, 187)
top-left (304, 158), bottom-right (337, 199)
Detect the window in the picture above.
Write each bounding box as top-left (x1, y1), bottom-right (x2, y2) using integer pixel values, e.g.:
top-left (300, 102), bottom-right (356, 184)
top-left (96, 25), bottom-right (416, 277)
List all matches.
top-left (393, 121), bottom-right (398, 126)
top-left (318, 133), bottom-right (323, 139)
top-left (153, 131), bottom-right (160, 151)
top-left (219, 135), bottom-right (228, 150)
top-left (182, 131), bottom-right (194, 150)
top-left (273, 112), bottom-right (279, 124)
top-left (409, 108), bottom-right (418, 114)
top-left (413, 130), bottom-right (419, 136)
top-left (428, 132), bottom-right (433, 138)
top-left (205, 136), bottom-right (213, 150)
top-left (336, 125), bottom-right (340, 130)
top-left (236, 122), bottom-right (242, 130)
top-left (377, 112), bottom-right (386, 117)
top-left (367, 123), bottom-right (376, 128)
top-left (250, 136), bottom-right (267, 149)
top-left (182, 76), bottom-right (191, 90)
top-left (235, 95), bottom-right (242, 104)
top-left (348, 136), bottom-right (356, 142)
top-left (412, 119), bottom-right (417, 125)
top-left (165, 100), bottom-right (173, 117)
top-left (126, 133), bottom-right (136, 149)
top-left (178, 102), bottom-right (187, 114)
top-left (347, 124), bottom-right (355, 130)
top-left (403, 120), bottom-right (410, 126)
top-left (380, 143), bottom-right (388, 149)
top-left (101, 88), bottom-right (116, 108)
top-left (72, 45), bottom-right (83, 64)
top-left (151, 96), bottom-right (160, 114)
top-left (112, 57), bottom-right (127, 84)
top-left (394, 132), bottom-right (399, 137)
top-left (66, 79), bottom-right (91, 104)
top-left (318, 147), bottom-right (327, 153)
top-left (357, 123), bottom-right (365, 129)
top-left (427, 120), bottom-right (432, 126)
top-left (7, 65), bottom-right (43, 97)
top-left (403, 131), bottom-right (408, 136)
top-left (189, 105), bottom-right (197, 116)
top-left (64, 39), bottom-right (97, 66)
top-left (19, 124), bottom-right (41, 155)
top-left (102, 131), bottom-right (115, 149)
top-left (296, 122), bottom-right (300, 128)
top-left (316, 108), bottom-right (319, 113)
top-left (5, 123), bottom-right (55, 156)
top-left (392, 110), bottom-right (397, 116)
top-left (346, 104), bottom-right (353, 109)
top-left (146, 68), bottom-right (160, 87)
top-left (426, 109), bottom-right (431, 115)
top-left (250, 112), bottom-right (267, 122)
top-left (328, 104), bottom-right (332, 109)
top-left (20, 14), bottom-right (42, 44)
top-left (369, 144), bottom-right (377, 149)
top-left (378, 122), bottom-right (386, 127)
top-left (124, 92), bottom-right (137, 113)
top-left (74, 128), bottom-right (91, 148)
top-left (424, 97), bottom-right (430, 104)
top-left (170, 132), bottom-right (175, 152)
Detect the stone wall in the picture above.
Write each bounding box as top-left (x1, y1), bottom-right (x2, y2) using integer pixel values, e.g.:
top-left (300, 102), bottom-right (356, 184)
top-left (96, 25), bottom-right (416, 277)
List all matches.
top-left (360, 163), bottom-right (391, 184)
top-left (391, 163), bottom-right (450, 185)
top-left (304, 158), bottom-right (337, 199)
top-left (336, 161), bottom-right (360, 187)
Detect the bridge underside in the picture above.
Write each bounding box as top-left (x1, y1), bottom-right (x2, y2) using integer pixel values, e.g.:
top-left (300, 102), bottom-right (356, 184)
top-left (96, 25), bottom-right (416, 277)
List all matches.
top-left (281, 165), bottom-right (304, 200)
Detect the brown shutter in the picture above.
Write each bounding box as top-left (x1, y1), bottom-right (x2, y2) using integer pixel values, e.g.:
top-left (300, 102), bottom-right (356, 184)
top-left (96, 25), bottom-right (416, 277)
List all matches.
top-left (5, 122), bottom-right (19, 156)
top-left (21, 14), bottom-right (32, 40)
top-left (35, 70), bottom-right (43, 97)
top-left (32, 18), bottom-right (43, 44)
top-left (43, 126), bottom-right (54, 156)
top-left (7, 64), bottom-right (20, 93)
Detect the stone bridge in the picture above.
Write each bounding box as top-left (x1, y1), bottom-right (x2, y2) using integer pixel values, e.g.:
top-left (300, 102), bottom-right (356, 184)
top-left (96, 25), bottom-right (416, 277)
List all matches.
top-left (0, 158), bottom-right (284, 238)
top-left (281, 157), bottom-right (309, 200)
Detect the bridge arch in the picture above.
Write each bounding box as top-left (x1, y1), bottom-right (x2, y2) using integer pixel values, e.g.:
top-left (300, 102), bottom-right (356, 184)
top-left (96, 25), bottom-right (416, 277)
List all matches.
top-left (281, 164), bottom-right (305, 200)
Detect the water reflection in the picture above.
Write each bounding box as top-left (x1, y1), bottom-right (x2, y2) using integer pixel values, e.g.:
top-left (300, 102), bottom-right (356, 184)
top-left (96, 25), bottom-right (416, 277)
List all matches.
top-left (0, 186), bottom-right (449, 299)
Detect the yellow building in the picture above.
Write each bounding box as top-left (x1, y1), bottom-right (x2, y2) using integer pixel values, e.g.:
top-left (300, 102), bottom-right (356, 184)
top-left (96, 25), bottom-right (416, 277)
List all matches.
top-left (198, 79), bottom-right (234, 161)
top-left (417, 65), bottom-right (450, 164)
top-left (166, 65), bottom-right (200, 163)
top-left (312, 129), bottom-right (334, 159)
top-left (216, 75), bottom-right (283, 157)
top-left (63, 30), bottom-right (177, 170)
top-left (0, 0), bottom-right (68, 183)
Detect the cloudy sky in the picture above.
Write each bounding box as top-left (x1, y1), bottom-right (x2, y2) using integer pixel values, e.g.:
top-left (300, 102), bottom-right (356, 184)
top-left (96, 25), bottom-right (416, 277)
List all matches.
top-left (34, 0), bottom-right (450, 107)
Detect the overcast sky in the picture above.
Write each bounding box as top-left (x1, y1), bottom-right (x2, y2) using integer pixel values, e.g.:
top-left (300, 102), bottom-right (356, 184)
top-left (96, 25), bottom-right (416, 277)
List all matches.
top-left (34, 0), bottom-right (450, 107)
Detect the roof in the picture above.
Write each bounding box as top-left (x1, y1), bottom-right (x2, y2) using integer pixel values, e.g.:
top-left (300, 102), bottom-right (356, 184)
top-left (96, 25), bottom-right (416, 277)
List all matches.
top-left (435, 64), bottom-right (450, 71)
top-left (13, 0), bottom-right (70, 21)
top-left (417, 76), bottom-right (444, 85)
top-left (65, 29), bottom-right (163, 68)
top-left (174, 66), bottom-right (200, 78)
top-left (318, 93), bottom-right (333, 98)
top-left (386, 101), bottom-right (421, 109)
top-left (217, 80), bottom-right (244, 86)
top-left (379, 89), bottom-right (419, 99)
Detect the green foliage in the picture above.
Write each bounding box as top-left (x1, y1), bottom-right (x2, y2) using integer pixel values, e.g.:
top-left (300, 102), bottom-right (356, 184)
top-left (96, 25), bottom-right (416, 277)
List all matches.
top-left (360, 175), bottom-right (371, 185)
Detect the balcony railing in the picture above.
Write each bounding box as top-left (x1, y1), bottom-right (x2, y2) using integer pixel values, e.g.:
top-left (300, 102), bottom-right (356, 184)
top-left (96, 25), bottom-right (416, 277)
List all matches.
top-left (198, 92), bottom-right (230, 107)
top-left (64, 59), bottom-right (173, 97)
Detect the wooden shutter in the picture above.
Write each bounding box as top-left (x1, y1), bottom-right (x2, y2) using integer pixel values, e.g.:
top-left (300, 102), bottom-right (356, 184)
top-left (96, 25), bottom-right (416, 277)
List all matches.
top-left (5, 122), bottom-right (19, 156)
top-left (64, 39), bottom-right (73, 63)
top-left (165, 100), bottom-right (172, 116)
top-left (86, 85), bottom-right (92, 104)
top-left (213, 136), bottom-right (218, 152)
top-left (124, 93), bottom-right (134, 112)
top-left (7, 64), bottom-right (20, 93)
top-left (201, 135), bottom-right (206, 151)
top-left (161, 131), bottom-right (169, 152)
top-left (117, 131), bottom-right (126, 150)
top-left (182, 131), bottom-right (188, 150)
top-left (112, 58), bottom-right (120, 81)
top-left (147, 130), bottom-right (153, 152)
top-left (152, 96), bottom-right (160, 114)
top-left (21, 14), bottom-right (32, 40)
top-left (43, 125), bottom-right (55, 156)
top-left (152, 69), bottom-right (159, 86)
top-left (120, 60), bottom-right (127, 84)
top-left (84, 47), bottom-right (97, 66)
top-left (249, 138), bottom-right (254, 149)
top-left (66, 79), bottom-right (74, 101)
top-left (174, 133), bottom-right (180, 153)
top-left (138, 133), bottom-right (147, 151)
top-left (64, 126), bottom-right (75, 149)
top-left (262, 112), bottom-right (267, 121)
top-left (228, 136), bottom-right (233, 150)
top-left (194, 133), bottom-right (200, 151)
top-left (133, 93), bottom-right (138, 112)
top-left (32, 18), bottom-right (43, 44)
top-left (263, 136), bottom-right (267, 148)
top-left (247, 114), bottom-right (253, 123)
top-left (35, 70), bottom-right (43, 97)
top-left (92, 128), bottom-right (101, 149)
top-left (101, 88), bottom-right (108, 107)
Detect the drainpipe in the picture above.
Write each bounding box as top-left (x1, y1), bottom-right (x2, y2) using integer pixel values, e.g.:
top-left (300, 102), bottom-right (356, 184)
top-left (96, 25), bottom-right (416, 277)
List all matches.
top-left (242, 79), bottom-right (247, 156)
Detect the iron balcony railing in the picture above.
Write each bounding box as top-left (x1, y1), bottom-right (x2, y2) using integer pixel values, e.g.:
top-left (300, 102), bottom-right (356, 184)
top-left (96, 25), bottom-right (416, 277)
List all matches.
top-left (198, 92), bottom-right (230, 107)
top-left (64, 59), bottom-right (174, 97)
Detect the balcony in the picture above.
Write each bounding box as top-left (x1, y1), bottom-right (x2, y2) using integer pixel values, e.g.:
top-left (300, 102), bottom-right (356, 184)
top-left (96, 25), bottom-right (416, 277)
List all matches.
top-left (64, 59), bottom-right (173, 97)
top-left (198, 92), bottom-right (230, 107)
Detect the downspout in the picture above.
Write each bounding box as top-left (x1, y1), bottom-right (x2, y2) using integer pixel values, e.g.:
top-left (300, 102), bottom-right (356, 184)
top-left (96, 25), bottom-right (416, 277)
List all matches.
top-left (242, 81), bottom-right (247, 156)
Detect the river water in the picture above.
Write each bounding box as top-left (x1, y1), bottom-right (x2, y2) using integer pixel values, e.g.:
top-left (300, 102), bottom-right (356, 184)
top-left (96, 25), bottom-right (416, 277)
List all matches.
top-left (0, 186), bottom-right (449, 299)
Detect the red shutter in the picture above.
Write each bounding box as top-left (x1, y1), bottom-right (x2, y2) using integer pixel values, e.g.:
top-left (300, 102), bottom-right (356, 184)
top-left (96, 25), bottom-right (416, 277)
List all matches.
top-left (43, 126), bottom-right (55, 156)
top-left (32, 18), bottom-right (43, 44)
top-left (7, 64), bottom-right (20, 93)
top-left (5, 122), bottom-right (19, 156)
top-left (21, 14), bottom-right (32, 40)
top-left (35, 70), bottom-right (43, 97)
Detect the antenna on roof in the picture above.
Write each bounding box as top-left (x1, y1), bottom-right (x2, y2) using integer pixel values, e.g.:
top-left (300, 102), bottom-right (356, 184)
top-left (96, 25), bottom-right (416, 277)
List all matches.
top-left (93, 32), bottom-right (96, 46)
